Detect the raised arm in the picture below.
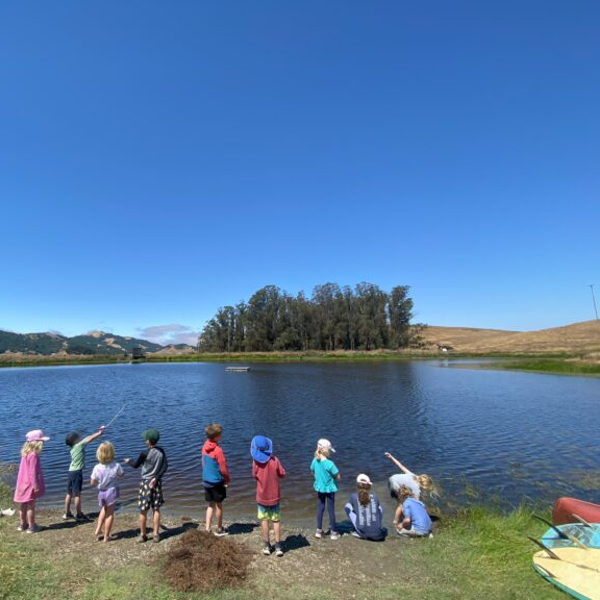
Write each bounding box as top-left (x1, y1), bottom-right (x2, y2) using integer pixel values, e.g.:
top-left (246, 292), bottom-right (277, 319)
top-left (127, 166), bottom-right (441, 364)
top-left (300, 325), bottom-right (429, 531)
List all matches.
top-left (384, 452), bottom-right (411, 474)
top-left (82, 427), bottom-right (105, 445)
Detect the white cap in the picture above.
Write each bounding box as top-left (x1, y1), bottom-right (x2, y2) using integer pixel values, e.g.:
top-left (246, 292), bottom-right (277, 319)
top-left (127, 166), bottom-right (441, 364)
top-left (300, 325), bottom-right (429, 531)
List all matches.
top-left (356, 473), bottom-right (372, 486)
top-left (317, 438), bottom-right (336, 453)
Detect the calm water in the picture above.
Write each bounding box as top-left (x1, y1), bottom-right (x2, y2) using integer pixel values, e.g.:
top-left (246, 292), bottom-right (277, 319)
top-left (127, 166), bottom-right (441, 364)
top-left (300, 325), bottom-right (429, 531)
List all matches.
top-left (1, 361), bottom-right (599, 522)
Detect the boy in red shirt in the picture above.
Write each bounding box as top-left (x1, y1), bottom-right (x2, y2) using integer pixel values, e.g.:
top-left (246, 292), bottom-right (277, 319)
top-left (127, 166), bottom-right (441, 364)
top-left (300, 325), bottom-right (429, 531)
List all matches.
top-left (202, 423), bottom-right (230, 536)
top-left (251, 435), bottom-right (286, 556)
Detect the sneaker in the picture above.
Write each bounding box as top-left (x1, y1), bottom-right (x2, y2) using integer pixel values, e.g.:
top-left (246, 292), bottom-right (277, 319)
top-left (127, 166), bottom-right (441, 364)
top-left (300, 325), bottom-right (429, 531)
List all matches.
top-left (152, 533), bottom-right (161, 543)
top-left (26, 524), bottom-right (40, 534)
top-left (351, 531), bottom-right (362, 539)
top-left (330, 531), bottom-right (341, 540)
top-left (75, 513), bottom-right (90, 522)
top-left (136, 534), bottom-right (148, 543)
top-left (274, 543), bottom-right (284, 557)
top-left (213, 527), bottom-right (229, 537)
top-left (62, 513), bottom-right (74, 521)
top-left (16, 523), bottom-right (28, 532)
top-left (262, 543), bottom-right (271, 556)
top-left (315, 529), bottom-right (323, 539)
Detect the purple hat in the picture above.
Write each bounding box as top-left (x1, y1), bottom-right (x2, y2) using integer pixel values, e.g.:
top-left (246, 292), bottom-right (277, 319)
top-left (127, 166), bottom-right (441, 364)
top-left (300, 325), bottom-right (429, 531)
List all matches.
top-left (26, 429), bottom-right (50, 442)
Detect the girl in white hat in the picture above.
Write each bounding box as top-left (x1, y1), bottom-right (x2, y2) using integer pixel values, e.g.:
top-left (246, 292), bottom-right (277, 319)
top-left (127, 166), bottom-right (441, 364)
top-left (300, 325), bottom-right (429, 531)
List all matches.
top-left (344, 474), bottom-right (387, 541)
top-left (310, 438), bottom-right (341, 540)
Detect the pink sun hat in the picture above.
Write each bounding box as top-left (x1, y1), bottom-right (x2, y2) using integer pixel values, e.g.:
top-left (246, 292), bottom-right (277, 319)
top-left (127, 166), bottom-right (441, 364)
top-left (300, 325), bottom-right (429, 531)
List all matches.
top-left (25, 429), bottom-right (50, 442)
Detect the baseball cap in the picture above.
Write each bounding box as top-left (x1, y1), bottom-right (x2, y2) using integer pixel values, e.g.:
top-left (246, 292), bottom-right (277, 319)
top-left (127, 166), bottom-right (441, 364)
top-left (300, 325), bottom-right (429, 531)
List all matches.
top-left (317, 438), bottom-right (336, 453)
top-left (142, 428), bottom-right (160, 444)
top-left (26, 429), bottom-right (50, 442)
top-left (356, 473), bottom-right (372, 486)
top-left (251, 435), bottom-right (273, 464)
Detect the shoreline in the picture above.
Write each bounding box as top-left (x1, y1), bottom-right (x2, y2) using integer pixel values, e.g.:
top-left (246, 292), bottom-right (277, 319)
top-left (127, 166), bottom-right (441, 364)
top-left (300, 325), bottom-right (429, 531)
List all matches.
top-left (1, 351), bottom-right (599, 376)
top-left (0, 504), bottom-right (563, 599)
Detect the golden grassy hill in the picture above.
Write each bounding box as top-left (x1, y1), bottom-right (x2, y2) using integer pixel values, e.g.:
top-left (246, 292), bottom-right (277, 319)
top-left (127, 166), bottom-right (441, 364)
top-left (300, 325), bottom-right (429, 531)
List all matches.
top-left (421, 320), bottom-right (600, 355)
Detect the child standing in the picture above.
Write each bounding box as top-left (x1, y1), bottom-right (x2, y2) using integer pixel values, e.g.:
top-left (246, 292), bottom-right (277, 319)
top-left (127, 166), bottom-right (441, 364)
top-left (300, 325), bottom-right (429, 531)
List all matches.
top-left (393, 484), bottom-right (433, 537)
top-left (344, 474), bottom-right (387, 541)
top-left (124, 428), bottom-right (168, 543)
top-left (14, 430), bottom-right (49, 533)
top-left (310, 438), bottom-right (341, 540)
top-left (91, 442), bottom-right (124, 543)
top-left (251, 435), bottom-right (286, 557)
top-left (202, 423), bottom-right (230, 536)
top-left (64, 426), bottom-right (104, 520)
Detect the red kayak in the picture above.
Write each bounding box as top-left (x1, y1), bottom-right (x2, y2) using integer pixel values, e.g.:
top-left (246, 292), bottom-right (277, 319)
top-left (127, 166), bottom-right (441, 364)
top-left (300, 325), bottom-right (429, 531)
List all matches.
top-left (552, 497), bottom-right (600, 525)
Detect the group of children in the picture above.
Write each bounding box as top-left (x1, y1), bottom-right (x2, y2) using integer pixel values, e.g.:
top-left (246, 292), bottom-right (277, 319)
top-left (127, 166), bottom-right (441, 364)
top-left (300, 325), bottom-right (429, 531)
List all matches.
top-left (13, 426), bottom-right (436, 553)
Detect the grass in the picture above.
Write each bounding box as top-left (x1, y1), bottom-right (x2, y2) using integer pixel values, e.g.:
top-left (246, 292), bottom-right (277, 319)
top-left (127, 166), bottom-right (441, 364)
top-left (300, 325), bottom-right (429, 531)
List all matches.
top-left (498, 358), bottom-right (600, 376)
top-left (0, 506), bottom-right (564, 600)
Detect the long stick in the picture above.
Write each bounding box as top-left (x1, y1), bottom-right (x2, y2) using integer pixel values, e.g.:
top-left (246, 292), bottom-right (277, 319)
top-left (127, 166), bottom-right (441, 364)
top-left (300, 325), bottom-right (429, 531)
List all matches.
top-left (104, 403), bottom-right (127, 429)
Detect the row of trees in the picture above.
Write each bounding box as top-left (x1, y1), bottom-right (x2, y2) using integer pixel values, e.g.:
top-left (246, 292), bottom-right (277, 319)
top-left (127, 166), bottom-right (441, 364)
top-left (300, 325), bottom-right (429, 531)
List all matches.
top-left (198, 283), bottom-right (422, 352)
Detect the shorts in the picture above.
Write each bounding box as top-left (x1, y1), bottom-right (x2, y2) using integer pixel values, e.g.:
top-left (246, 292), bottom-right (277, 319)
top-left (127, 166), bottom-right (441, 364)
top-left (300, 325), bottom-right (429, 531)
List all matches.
top-left (257, 504), bottom-right (281, 522)
top-left (98, 487), bottom-right (119, 507)
top-left (204, 483), bottom-right (227, 504)
top-left (67, 470), bottom-right (83, 496)
top-left (138, 479), bottom-right (164, 512)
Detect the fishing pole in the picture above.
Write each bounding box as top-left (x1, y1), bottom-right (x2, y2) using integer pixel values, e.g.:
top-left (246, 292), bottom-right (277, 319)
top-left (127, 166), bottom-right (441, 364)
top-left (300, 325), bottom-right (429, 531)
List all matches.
top-left (103, 403), bottom-right (128, 430)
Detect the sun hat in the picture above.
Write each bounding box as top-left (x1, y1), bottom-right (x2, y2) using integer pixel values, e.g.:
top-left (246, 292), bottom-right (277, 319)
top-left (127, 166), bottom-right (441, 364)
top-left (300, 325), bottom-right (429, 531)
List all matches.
top-left (356, 473), bottom-right (372, 486)
top-left (26, 430), bottom-right (50, 442)
top-left (142, 428), bottom-right (160, 444)
top-left (251, 435), bottom-right (273, 464)
top-left (317, 438), bottom-right (336, 453)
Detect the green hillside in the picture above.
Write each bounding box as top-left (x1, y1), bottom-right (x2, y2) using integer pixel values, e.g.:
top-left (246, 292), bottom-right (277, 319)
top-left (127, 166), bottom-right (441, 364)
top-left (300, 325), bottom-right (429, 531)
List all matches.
top-left (0, 330), bottom-right (163, 356)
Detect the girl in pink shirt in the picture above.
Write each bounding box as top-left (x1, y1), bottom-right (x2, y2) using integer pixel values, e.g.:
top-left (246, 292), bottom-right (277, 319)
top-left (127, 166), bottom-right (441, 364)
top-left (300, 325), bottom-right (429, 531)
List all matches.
top-left (14, 429), bottom-right (49, 533)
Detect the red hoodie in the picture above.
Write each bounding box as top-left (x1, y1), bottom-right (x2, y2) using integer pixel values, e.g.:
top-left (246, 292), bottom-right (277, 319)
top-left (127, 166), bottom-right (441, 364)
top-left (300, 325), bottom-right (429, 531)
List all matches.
top-left (201, 440), bottom-right (230, 485)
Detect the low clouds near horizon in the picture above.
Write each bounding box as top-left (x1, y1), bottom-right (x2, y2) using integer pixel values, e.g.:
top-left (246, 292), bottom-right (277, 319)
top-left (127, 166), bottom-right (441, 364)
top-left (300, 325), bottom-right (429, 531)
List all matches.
top-left (138, 324), bottom-right (199, 346)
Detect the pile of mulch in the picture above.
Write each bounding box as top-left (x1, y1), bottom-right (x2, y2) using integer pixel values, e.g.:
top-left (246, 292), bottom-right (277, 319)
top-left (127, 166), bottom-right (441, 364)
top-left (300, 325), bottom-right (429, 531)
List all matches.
top-left (163, 530), bottom-right (252, 592)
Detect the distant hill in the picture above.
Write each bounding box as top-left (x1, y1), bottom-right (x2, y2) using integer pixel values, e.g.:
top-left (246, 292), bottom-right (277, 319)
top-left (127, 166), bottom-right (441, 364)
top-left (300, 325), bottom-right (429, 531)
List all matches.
top-left (0, 330), bottom-right (164, 356)
top-left (421, 320), bottom-right (600, 354)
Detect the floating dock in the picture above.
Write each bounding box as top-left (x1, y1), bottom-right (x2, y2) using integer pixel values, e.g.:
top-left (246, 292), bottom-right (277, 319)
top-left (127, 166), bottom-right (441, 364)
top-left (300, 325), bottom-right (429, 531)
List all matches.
top-left (225, 366), bottom-right (251, 372)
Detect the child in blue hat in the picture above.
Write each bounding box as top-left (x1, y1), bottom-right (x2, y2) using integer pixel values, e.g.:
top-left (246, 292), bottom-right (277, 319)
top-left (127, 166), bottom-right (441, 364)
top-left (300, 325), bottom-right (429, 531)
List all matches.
top-left (251, 435), bottom-right (286, 556)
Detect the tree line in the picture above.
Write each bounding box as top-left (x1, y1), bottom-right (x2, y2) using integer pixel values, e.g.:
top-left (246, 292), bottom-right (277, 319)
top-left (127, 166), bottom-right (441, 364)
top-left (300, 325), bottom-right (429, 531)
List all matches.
top-left (197, 282), bottom-right (423, 352)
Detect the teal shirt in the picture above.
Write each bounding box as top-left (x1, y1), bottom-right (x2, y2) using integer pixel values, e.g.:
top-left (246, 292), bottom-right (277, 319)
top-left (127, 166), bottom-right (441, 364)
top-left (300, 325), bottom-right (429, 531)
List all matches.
top-left (311, 457), bottom-right (339, 493)
top-left (69, 440), bottom-right (88, 471)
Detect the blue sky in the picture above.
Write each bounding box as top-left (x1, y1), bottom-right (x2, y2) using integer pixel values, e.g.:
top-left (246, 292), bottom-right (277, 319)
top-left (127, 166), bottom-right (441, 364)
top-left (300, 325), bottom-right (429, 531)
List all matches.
top-left (1, 1), bottom-right (598, 342)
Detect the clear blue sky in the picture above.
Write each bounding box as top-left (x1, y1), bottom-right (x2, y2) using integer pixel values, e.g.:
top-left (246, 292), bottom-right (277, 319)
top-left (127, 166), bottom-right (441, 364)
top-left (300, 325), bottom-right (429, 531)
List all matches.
top-left (1, 1), bottom-right (598, 343)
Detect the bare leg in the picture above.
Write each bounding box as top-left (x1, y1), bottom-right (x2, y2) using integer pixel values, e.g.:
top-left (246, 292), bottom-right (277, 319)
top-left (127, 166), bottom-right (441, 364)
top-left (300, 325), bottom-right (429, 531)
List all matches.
top-left (64, 494), bottom-right (73, 516)
top-left (103, 505), bottom-right (115, 542)
top-left (216, 502), bottom-right (223, 529)
top-left (26, 500), bottom-right (36, 528)
top-left (95, 506), bottom-right (106, 537)
top-left (261, 520), bottom-right (270, 544)
top-left (74, 495), bottom-right (83, 516)
top-left (19, 503), bottom-right (28, 528)
top-left (273, 521), bottom-right (281, 543)
top-left (206, 502), bottom-right (215, 531)
top-left (152, 509), bottom-right (160, 537)
top-left (140, 510), bottom-right (148, 537)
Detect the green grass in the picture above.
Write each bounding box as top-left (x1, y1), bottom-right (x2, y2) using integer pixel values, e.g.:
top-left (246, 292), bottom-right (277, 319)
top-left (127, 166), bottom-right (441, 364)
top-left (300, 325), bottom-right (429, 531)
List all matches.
top-left (0, 506), bottom-right (564, 600)
top-left (498, 358), bottom-right (600, 376)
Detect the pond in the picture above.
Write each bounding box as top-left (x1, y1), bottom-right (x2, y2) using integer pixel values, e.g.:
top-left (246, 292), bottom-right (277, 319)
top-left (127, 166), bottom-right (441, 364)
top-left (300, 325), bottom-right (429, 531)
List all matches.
top-left (1, 361), bottom-right (599, 523)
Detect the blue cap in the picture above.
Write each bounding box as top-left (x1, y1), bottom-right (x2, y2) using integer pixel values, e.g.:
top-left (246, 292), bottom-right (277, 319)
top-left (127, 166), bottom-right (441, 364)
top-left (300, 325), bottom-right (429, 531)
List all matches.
top-left (251, 435), bottom-right (273, 464)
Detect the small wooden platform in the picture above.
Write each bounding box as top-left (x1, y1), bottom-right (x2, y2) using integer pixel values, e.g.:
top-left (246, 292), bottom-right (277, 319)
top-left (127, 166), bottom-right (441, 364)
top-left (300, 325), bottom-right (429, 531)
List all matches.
top-left (225, 366), bottom-right (251, 372)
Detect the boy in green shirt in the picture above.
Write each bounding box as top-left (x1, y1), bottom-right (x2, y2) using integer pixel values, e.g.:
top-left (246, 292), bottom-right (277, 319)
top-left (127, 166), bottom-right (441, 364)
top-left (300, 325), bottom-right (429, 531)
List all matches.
top-left (64, 426), bottom-right (104, 520)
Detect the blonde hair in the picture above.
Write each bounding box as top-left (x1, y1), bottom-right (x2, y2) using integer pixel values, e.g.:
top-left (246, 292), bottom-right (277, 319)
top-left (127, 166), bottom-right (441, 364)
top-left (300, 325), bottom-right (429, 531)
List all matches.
top-left (314, 448), bottom-right (331, 460)
top-left (416, 474), bottom-right (439, 498)
top-left (96, 442), bottom-right (115, 464)
top-left (397, 484), bottom-right (414, 505)
top-left (357, 482), bottom-right (372, 507)
top-left (21, 441), bottom-right (43, 457)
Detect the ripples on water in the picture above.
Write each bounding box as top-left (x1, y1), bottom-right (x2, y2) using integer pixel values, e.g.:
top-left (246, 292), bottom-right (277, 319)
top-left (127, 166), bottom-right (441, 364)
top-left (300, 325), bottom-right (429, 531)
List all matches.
top-left (0, 361), bottom-right (599, 521)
